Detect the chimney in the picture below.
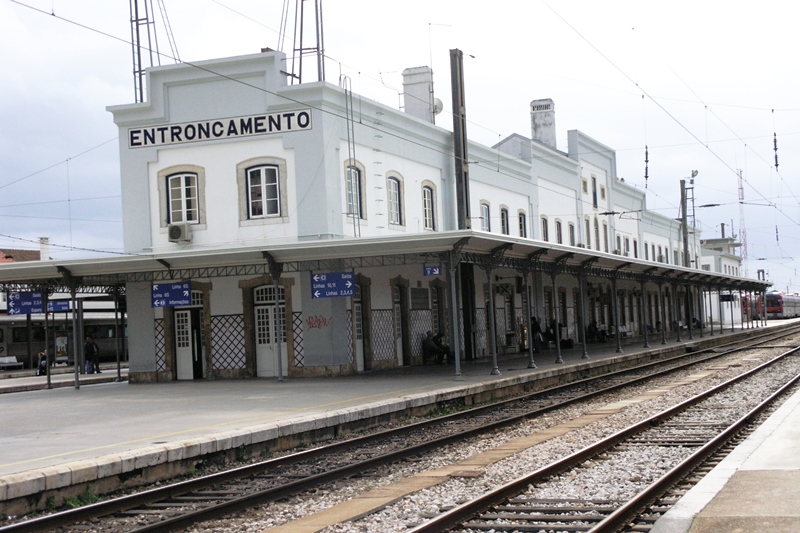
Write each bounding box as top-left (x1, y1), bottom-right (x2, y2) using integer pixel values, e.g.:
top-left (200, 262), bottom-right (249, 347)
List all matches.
top-left (720, 223), bottom-right (726, 238)
top-left (39, 237), bottom-right (50, 261)
top-left (530, 98), bottom-right (556, 149)
top-left (402, 66), bottom-right (437, 124)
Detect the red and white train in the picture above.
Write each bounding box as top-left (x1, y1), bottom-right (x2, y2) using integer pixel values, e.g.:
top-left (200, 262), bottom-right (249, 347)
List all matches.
top-left (764, 291), bottom-right (800, 319)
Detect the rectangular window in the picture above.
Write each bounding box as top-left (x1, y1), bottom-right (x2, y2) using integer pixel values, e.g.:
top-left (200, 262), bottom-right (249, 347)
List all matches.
top-left (518, 212), bottom-right (527, 238)
top-left (644, 242), bottom-right (649, 260)
top-left (541, 217), bottom-right (549, 241)
top-left (388, 178), bottom-right (402, 225)
top-left (422, 187), bottom-right (435, 230)
top-left (582, 179), bottom-right (588, 194)
top-left (592, 176), bottom-right (598, 208)
top-left (568, 223), bottom-right (575, 246)
top-left (555, 220), bottom-right (563, 244)
top-left (624, 237), bottom-right (630, 256)
top-left (168, 173), bottom-right (199, 223)
top-left (247, 166), bottom-right (280, 218)
top-left (500, 208), bottom-right (510, 235)
top-left (633, 240), bottom-right (638, 258)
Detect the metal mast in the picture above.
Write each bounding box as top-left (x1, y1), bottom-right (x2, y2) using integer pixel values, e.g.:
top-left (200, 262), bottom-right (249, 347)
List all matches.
top-left (130, 0), bottom-right (179, 103)
top-left (738, 169), bottom-right (749, 277)
top-left (280, 0), bottom-right (326, 84)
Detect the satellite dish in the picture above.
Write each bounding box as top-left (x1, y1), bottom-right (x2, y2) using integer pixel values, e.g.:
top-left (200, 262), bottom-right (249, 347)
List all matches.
top-left (433, 98), bottom-right (443, 115)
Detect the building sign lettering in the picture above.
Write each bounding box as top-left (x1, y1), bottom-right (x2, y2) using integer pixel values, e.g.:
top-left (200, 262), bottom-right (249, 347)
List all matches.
top-left (128, 110), bottom-right (312, 148)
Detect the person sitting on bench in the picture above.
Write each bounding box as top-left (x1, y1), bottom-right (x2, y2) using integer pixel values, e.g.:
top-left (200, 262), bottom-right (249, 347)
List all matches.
top-left (422, 331), bottom-right (447, 364)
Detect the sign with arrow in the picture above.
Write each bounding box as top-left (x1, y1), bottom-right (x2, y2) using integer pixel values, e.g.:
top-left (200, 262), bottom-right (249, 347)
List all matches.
top-left (6, 291), bottom-right (44, 315)
top-left (423, 264), bottom-right (442, 276)
top-left (151, 281), bottom-right (192, 308)
top-left (311, 271), bottom-right (355, 299)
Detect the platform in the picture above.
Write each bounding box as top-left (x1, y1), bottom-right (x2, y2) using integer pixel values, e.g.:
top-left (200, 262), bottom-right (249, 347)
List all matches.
top-left (0, 322), bottom-right (785, 517)
top-left (652, 367), bottom-right (800, 533)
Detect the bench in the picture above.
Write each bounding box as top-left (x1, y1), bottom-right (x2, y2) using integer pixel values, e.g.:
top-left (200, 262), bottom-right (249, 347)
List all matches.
top-left (609, 326), bottom-right (628, 339)
top-left (0, 356), bottom-right (24, 371)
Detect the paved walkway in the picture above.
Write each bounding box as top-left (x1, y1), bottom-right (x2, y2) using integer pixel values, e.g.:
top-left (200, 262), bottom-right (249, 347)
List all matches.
top-left (1, 321), bottom-right (793, 530)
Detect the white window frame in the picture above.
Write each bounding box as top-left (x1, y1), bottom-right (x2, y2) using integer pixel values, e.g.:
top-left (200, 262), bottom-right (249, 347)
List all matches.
top-left (168, 173), bottom-right (199, 224)
top-left (518, 211), bottom-right (527, 238)
top-left (346, 165), bottom-right (364, 219)
top-left (500, 207), bottom-right (510, 235)
top-left (422, 185), bottom-right (436, 230)
top-left (480, 203), bottom-right (491, 231)
top-left (541, 216), bottom-right (549, 242)
top-left (246, 165), bottom-right (281, 219)
top-left (387, 176), bottom-right (402, 225)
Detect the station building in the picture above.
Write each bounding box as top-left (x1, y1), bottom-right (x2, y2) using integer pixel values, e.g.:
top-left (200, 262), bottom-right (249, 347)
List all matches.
top-left (0, 50), bottom-right (768, 381)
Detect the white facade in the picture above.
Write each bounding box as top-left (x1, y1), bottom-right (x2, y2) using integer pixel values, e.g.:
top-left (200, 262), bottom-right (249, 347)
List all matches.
top-left (103, 50), bottom-right (757, 383)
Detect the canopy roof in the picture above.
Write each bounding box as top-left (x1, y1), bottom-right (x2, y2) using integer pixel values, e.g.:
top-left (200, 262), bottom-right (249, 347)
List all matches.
top-left (0, 230), bottom-right (771, 293)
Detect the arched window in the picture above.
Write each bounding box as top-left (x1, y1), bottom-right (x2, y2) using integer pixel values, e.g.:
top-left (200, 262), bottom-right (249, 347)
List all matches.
top-left (555, 220), bottom-right (563, 244)
top-left (422, 186), bottom-right (436, 230)
top-left (346, 165), bottom-right (364, 219)
top-left (594, 218), bottom-right (601, 251)
top-left (388, 176), bottom-right (402, 225)
top-left (480, 203), bottom-right (491, 231)
top-left (168, 173), bottom-right (199, 224)
top-left (246, 165), bottom-right (280, 218)
top-left (541, 217), bottom-right (549, 242)
top-left (500, 208), bottom-right (510, 235)
top-left (518, 211), bottom-right (527, 238)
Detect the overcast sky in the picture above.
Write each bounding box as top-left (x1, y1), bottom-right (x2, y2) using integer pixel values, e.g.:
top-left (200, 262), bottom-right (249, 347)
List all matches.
top-left (2, 1), bottom-right (799, 291)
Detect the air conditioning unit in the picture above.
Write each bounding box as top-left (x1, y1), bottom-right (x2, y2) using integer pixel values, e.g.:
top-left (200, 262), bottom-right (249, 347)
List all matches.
top-left (657, 255), bottom-right (665, 263)
top-left (613, 249), bottom-right (621, 255)
top-left (577, 243), bottom-right (586, 248)
top-left (623, 251), bottom-right (630, 257)
top-left (168, 224), bottom-right (192, 243)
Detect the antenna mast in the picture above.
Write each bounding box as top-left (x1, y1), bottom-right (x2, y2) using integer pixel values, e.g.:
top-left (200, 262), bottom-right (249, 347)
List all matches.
top-left (738, 169), bottom-right (749, 277)
top-left (130, 0), bottom-right (180, 103)
top-left (280, 0), bottom-right (325, 84)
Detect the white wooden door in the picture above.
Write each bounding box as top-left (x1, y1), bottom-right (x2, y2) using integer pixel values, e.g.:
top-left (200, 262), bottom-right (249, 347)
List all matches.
top-left (175, 310), bottom-right (194, 380)
top-left (255, 286), bottom-right (287, 377)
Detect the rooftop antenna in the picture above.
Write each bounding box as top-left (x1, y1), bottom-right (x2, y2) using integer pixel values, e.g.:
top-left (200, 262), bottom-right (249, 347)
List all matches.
top-left (130, 0), bottom-right (179, 103)
top-left (281, 0), bottom-right (326, 84)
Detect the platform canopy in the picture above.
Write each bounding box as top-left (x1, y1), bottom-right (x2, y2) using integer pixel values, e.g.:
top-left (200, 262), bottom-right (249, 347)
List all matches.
top-left (0, 230), bottom-right (771, 294)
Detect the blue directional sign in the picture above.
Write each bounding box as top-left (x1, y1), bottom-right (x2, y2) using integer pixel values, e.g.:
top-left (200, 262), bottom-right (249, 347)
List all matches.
top-left (7, 291), bottom-right (44, 315)
top-left (311, 271), bottom-right (355, 299)
top-left (151, 281), bottom-right (192, 308)
top-left (47, 300), bottom-right (70, 313)
top-left (423, 264), bottom-right (442, 276)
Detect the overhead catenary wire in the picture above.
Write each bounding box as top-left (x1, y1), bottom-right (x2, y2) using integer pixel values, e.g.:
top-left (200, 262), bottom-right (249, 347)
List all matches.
top-left (5, 0), bottom-right (799, 273)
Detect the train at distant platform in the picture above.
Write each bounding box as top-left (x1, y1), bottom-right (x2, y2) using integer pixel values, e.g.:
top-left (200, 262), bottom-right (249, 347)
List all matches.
top-left (0, 313), bottom-right (127, 370)
top-left (764, 291), bottom-right (800, 319)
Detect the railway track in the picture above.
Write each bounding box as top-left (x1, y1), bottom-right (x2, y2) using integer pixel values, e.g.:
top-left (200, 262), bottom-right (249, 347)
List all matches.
top-left (2, 326), bottom-right (798, 533)
top-left (408, 344), bottom-right (800, 532)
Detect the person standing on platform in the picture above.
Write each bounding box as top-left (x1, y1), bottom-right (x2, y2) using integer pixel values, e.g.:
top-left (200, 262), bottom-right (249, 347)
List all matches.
top-left (85, 336), bottom-right (101, 374)
top-left (531, 317), bottom-right (542, 353)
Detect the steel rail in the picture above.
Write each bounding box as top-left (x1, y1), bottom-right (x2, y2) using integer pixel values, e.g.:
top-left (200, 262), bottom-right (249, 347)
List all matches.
top-left (2, 326), bottom-right (797, 533)
top-left (590, 352), bottom-right (800, 532)
top-left (408, 345), bottom-right (800, 533)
